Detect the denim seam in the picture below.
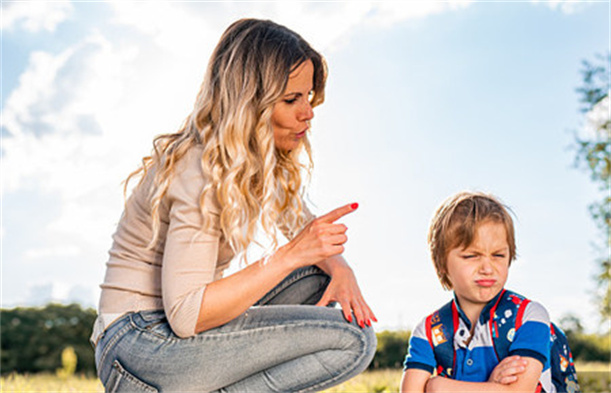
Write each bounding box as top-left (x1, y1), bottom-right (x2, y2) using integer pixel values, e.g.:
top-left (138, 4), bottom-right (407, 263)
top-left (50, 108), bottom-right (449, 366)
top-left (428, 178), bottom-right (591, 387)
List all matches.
top-left (98, 319), bottom-right (136, 371)
top-left (134, 317), bottom-right (363, 344)
top-left (111, 360), bottom-right (158, 393)
top-left (294, 326), bottom-right (370, 393)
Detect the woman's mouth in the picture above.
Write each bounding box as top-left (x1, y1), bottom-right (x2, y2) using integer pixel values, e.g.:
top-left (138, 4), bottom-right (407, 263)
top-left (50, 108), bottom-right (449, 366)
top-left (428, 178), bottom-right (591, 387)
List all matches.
top-left (475, 279), bottom-right (496, 288)
top-left (295, 130), bottom-right (307, 139)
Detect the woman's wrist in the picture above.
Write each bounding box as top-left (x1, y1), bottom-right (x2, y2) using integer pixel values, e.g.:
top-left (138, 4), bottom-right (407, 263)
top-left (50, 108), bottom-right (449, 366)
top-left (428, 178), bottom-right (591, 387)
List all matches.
top-left (267, 243), bottom-right (301, 272)
top-left (317, 256), bottom-right (352, 277)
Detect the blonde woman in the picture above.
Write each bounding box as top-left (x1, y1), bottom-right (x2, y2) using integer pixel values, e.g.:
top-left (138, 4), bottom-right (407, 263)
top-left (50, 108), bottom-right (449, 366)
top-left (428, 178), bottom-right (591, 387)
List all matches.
top-left (91, 19), bottom-right (377, 393)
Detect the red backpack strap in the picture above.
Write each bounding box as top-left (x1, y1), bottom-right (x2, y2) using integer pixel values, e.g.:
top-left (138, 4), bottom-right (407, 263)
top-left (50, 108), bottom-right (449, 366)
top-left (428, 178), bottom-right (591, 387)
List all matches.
top-left (425, 314), bottom-right (434, 349)
top-left (515, 298), bottom-right (531, 330)
top-left (426, 302), bottom-right (457, 378)
top-left (450, 301), bottom-right (459, 375)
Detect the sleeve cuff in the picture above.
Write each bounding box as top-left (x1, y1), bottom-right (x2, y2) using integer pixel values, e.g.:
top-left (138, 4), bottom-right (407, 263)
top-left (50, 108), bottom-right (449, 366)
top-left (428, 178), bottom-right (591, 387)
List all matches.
top-left (509, 348), bottom-right (547, 367)
top-left (404, 362), bottom-right (435, 373)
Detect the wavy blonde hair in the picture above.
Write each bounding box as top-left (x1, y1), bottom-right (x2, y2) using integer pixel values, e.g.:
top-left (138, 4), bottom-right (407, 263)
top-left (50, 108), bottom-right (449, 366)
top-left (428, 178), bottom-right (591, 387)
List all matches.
top-left (126, 19), bottom-right (327, 260)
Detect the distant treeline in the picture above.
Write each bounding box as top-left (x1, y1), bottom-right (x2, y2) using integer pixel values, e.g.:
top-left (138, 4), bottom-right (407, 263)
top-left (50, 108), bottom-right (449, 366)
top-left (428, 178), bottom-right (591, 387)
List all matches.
top-left (1, 304), bottom-right (609, 375)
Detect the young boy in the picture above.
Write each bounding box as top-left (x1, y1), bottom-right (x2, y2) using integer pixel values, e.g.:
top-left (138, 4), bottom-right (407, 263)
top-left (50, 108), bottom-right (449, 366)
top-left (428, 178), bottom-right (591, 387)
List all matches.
top-left (401, 191), bottom-right (553, 392)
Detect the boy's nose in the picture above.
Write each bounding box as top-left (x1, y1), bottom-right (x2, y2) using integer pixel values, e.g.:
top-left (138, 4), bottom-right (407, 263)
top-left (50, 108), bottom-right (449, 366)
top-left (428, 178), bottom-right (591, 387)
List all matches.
top-left (479, 257), bottom-right (494, 273)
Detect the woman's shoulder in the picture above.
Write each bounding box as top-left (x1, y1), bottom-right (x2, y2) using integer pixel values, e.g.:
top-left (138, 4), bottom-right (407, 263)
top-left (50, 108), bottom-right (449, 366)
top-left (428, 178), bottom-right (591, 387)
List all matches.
top-left (175, 144), bottom-right (205, 174)
top-left (166, 144), bottom-right (221, 212)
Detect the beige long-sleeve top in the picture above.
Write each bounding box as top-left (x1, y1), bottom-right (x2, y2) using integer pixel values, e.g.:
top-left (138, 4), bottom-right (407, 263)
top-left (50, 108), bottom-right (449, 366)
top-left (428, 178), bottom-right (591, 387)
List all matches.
top-left (99, 145), bottom-right (236, 338)
top-left (99, 145), bottom-right (314, 338)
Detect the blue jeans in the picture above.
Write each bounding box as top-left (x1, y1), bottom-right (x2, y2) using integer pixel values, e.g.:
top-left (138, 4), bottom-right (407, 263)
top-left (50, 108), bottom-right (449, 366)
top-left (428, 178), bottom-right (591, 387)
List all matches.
top-left (94, 266), bottom-right (377, 392)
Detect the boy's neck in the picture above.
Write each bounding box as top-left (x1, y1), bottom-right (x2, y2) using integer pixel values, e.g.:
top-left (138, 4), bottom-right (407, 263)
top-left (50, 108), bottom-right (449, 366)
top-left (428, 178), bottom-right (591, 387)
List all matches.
top-left (462, 305), bottom-right (484, 329)
top-left (453, 289), bottom-right (505, 329)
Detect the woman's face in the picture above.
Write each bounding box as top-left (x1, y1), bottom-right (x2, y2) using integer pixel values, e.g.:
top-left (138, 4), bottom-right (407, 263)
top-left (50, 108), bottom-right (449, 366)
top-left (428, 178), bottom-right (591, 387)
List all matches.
top-left (271, 60), bottom-right (315, 152)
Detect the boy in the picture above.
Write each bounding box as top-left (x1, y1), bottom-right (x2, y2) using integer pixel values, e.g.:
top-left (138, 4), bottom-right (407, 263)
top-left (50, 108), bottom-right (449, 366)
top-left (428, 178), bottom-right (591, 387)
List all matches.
top-left (401, 191), bottom-right (554, 392)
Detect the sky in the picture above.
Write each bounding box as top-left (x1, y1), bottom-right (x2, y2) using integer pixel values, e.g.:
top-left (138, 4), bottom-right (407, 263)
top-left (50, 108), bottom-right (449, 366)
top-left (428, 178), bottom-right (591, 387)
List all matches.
top-left (2, 1), bottom-right (609, 334)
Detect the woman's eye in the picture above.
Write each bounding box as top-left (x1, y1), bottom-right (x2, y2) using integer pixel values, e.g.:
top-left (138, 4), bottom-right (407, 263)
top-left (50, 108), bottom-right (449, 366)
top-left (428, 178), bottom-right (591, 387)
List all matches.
top-left (284, 98), bottom-right (297, 104)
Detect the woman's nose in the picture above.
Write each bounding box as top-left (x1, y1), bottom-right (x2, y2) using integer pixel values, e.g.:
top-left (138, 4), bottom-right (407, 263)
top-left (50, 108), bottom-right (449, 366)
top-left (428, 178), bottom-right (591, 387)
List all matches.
top-left (299, 101), bottom-right (314, 121)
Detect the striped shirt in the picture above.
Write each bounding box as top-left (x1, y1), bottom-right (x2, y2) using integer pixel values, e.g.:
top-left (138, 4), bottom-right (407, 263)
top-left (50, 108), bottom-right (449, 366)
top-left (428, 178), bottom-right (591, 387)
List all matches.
top-left (404, 289), bottom-right (554, 392)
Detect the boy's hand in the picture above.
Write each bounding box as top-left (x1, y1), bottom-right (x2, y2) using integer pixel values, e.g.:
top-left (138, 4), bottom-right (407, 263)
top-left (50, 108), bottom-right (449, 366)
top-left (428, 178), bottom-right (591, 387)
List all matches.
top-left (488, 355), bottom-right (528, 384)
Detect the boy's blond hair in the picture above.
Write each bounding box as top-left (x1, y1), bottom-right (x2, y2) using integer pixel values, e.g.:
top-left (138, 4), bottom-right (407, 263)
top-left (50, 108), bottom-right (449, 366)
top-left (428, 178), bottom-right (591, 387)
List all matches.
top-left (428, 191), bottom-right (517, 290)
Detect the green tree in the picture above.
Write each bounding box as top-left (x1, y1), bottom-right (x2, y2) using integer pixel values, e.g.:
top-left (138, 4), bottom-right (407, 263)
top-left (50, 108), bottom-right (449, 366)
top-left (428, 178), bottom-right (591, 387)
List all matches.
top-left (370, 330), bottom-right (410, 369)
top-left (0, 303), bottom-right (96, 375)
top-left (573, 53), bottom-right (610, 321)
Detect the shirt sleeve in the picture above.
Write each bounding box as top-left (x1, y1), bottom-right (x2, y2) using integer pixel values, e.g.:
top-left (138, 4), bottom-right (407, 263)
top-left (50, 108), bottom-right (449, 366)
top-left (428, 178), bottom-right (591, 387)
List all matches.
top-left (404, 317), bottom-right (436, 373)
top-left (162, 151), bottom-right (223, 338)
top-left (508, 301), bottom-right (551, 368)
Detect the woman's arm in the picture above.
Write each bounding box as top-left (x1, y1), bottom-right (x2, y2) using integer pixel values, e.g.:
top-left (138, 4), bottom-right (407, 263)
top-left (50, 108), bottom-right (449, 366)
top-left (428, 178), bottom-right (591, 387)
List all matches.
top-left (195, 203), bottom-right (359, 332)
top-left (315, 255), bottom-right (377, 328)
top-left (425, 357), bottom-right (542, 393)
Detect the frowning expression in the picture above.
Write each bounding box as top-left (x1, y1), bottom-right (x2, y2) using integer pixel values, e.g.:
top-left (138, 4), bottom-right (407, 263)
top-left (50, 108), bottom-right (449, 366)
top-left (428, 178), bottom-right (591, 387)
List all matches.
top-left (446, 221), bottom-right (510, 316)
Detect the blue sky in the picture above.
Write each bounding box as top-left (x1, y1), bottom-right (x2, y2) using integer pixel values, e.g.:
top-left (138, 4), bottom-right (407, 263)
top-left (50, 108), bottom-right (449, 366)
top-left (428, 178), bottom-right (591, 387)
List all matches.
top-left (2, 1), bottom-right (609, 333)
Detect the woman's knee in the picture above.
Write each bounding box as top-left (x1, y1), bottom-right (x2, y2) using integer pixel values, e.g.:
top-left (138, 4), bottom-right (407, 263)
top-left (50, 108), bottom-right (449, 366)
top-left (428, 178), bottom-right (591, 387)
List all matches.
top-left (335, 322), bottom-right (376, 374)
top-left (257, 265), bottom-right (330, 306)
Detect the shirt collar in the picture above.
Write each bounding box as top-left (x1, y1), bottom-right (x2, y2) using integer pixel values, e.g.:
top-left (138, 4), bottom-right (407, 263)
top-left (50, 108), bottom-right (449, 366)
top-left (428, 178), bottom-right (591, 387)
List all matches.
top-left (452, 288), bottom-right (506, 330)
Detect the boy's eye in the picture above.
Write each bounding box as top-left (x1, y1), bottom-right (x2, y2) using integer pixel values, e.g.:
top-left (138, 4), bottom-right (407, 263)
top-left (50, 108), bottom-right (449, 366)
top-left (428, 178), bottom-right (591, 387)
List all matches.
top-left (493, 254), bottom-right (506, 258)
top-left (462, 254), bottom-right (476, 259)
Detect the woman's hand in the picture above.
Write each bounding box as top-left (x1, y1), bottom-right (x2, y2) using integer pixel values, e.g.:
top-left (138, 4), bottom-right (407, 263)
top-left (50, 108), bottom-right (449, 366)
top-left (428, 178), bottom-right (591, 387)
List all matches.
top-left (275, 203), bottom-right (358, 270)
top-left (487, 355), bottom-right (528, 385)
top-left (316, 257), bottom-right (377, 328)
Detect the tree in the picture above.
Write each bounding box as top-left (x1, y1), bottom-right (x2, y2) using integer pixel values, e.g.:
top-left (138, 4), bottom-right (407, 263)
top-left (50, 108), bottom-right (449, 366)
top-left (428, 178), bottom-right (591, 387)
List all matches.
top-left (0, 303), bottom-right (97, 375)
top-left (370, 330), bottom-right (410, 369)
top-left (573, 53), bottom-right (610, 321)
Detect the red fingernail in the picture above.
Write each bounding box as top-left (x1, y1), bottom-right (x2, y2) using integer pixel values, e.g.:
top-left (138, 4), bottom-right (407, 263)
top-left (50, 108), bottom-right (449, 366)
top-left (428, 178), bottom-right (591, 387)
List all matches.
top-left (366, 320), bottom-right (371, 327)
top-left (347, 315), bottom-right (352, 322)
top-left (359, 321), bottom-right (364, 328)
top-left (351, 203), bottom-right (359, 210)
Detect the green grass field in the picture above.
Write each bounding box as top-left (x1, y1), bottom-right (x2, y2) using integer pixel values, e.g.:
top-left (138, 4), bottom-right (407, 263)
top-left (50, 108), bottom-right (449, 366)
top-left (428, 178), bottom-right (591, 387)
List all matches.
top-left (1, 362), bottom-right (609, 392)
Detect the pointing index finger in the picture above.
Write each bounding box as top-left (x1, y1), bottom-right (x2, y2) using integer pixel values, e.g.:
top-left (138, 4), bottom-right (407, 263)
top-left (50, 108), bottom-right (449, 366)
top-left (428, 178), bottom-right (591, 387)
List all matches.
top-left (318, 203), bottom-right (359, 223)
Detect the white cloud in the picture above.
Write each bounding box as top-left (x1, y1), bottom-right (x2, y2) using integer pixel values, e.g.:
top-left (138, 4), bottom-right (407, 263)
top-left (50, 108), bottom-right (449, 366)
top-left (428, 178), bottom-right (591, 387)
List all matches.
top-left (3, 1), bottom-right (478, 245)
top-left (24, 245), bottom-right (81, 260)
top-left (530, 0), bottom-right (592, 14)
top-left (363, 0), bottom-right (473, 27)
top-left (107, 1), bottom-right (476, 54)
top-left (1, 1), bottom-right (73, 33)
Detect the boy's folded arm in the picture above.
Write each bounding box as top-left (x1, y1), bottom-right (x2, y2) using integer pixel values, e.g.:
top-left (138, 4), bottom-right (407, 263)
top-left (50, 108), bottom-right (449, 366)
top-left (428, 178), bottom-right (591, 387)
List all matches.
top-left (425, 357), bottom-right (543, 393)
top-left (400, 369), bottom-right (431, 393)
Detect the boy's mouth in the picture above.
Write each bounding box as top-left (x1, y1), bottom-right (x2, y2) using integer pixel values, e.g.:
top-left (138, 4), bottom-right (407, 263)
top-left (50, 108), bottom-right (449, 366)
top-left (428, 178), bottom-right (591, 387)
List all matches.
top-left (475, 279), bottom-right (496, 287)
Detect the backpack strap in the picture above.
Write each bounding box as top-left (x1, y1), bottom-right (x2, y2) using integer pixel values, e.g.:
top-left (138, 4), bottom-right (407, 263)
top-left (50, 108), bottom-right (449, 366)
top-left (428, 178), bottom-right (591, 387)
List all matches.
top-left (425, 300), bottom-right (458, 378)
top-left (515, 298), bottom-right (531, 330)
top-left (489, 289), bottom-right (528, 361)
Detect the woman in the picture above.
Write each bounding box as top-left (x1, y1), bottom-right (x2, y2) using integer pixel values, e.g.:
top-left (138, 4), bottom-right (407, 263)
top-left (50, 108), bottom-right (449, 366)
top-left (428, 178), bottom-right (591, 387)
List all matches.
top-left (92, 18), bottom-right (377, 393)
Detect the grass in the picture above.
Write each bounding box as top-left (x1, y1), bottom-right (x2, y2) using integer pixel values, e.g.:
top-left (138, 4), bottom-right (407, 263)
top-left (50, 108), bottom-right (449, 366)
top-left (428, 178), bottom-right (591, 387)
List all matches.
top-left (1, 362), bottom-right (609, 392)
top-left (0, 373), bottom-right (103, 392)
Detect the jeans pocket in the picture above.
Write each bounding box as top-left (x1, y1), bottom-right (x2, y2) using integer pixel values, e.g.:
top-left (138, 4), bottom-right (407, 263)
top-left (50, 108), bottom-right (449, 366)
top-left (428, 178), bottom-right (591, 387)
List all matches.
top-left (105, 360), bottom-right (158, 393)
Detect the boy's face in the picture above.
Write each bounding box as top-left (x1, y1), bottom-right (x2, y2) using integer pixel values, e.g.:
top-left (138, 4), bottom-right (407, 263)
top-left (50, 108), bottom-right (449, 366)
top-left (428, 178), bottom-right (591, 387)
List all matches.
top-left (446, 221), bottom-right (510, 314)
